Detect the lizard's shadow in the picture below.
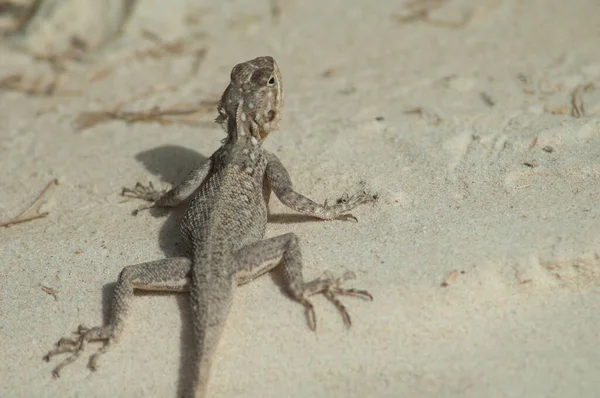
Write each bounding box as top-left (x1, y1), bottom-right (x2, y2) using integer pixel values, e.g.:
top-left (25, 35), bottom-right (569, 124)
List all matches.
top-left (133, 145), bottom-right (208, 257)
top-left (268, 213), bottom-right (331, 223)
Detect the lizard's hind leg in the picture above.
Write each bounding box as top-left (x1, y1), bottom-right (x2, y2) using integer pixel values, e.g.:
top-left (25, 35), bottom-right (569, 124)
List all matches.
top-left (233, 233), bottom-right (372, 331)
top-left (44, 257), bottom-right (192, 377)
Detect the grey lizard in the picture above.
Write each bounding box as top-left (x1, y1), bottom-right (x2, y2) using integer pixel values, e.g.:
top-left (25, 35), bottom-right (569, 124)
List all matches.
top-left (44, 56), bottom-right (374, 397)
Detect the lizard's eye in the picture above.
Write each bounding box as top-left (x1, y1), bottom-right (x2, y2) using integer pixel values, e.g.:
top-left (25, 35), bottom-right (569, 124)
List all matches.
top-left (268, 76), bottom-right (275, 86)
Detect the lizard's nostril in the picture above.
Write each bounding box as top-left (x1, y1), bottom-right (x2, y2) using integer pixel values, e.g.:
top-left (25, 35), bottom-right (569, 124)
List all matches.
top-left (267, 110), bottom-right (276, 122)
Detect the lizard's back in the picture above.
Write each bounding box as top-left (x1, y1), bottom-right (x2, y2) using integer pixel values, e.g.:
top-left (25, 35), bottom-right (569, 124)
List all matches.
top-left (180, 141), bottom-right (270, 254)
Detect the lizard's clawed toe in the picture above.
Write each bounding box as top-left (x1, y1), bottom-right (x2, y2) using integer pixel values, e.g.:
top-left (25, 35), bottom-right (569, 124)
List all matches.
top-left (44, 325), bottom-right (113, 377)
top-left (337, 213), bottom-right (359, 222)
top-left (324, 189), bottom-right (377, 222)
top-left (121, 181), bottom-right (166, 203)
top-left (299, 271), bottom-right (372, 329)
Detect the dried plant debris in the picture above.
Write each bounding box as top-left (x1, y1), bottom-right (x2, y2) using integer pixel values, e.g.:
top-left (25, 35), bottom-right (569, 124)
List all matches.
top-left (136, 31), bottom-right (192, 60)
top-left (441, 269), bottom-right (459, 287)
top-left (0, 179), bottom-right (58, 228)
top-left (41, 285), bottom-right (58, 300)
top-left (391, 0), bottom-right (476, 29)
top-left (543, 82), bottom-right (596, 117)
top-left (543, 104), bottom-right (571, 116)
top-left (75, 101), bottom-right (218, 131)
top-left (87, 43), bottom-right (207, 85)
top-left (523, 160), bottom-right (538, 168)
top-left (529, 136), bottom-right (538, 148)
top-left (404, 106), bottom-right (443, 125)
top-left (0, 72), bottom-right (80, 96)
top-left (392, 0), bottom-right (448, 23)
top-left (1, 34), bottom-right (206, 100)
top-left (571, 82), bottom-right (595, 118)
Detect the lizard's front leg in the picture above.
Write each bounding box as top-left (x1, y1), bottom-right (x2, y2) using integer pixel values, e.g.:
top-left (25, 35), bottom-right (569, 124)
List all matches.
top-left (44, 257), bottom-right (192, 377)
top-left (122, 158), bottom-right (213, 212)
top-left (233, 233), bottom-right (372, 330)
top-left (266, 152), bottom-right (375, 221)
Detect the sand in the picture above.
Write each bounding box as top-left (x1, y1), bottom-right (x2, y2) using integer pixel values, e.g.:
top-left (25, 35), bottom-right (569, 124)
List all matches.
top-left (1, 0), bottom-right (600, 397)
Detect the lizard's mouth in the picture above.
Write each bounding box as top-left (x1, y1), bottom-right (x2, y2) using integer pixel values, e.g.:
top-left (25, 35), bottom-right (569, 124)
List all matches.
top-left (258, 110), bottom-right (280, 139)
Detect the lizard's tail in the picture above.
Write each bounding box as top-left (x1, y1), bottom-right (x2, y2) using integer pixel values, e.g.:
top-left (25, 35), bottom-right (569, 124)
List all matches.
top-left (189, 266), bottom-right (235, 398)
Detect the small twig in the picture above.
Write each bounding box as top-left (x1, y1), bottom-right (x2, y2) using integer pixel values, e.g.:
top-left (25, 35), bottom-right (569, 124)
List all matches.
top-left (523, 160), bottom-right (538, 168)
top-left (74, 101), bottom-right (218, 131)
top-left (572, 84), bottom-right (585, 118)
top-left (0, 212), bottom-right (49, 227)
top-left (86, 37), bottom-right (208, 83)
top-left (391, 0), bottom-right (474, 28)
top-left (544, 104), bottom-right (571, 115)
top-left (544, 82), bottom-right (595, 118)
top-left (529, 136), bottom-right (538, 148)
top-left (571, 82), bottom-right (595, 118)
top-left (515, 184), bottom-right (532, 190)
top-left (392, 0), bottom-right (447, 23)
top-left (404, 106), bottom-right (442, 125)
top-left (0, 72), bottom-right (77, 96)
top-left (87, 67), bottom-right (113, 83)
top-left (441, 270), bottom-right (458, 287)
top-left (0, 179), bottom-right (58, 227)
top-left (133, 40), bottom-right (185, 60)
top-left (128, 30), bottom-right (195, 62)
top-left (41, 285), bottom-right (59, 301)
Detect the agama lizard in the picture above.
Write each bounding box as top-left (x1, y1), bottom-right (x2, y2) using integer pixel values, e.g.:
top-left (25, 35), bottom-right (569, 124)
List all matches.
top-left (44, 56), bottom-right (373, 397)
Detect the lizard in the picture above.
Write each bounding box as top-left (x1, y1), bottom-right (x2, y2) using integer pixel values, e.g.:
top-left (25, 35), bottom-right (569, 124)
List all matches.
top-left (44, 56), bottom-right (374, 397)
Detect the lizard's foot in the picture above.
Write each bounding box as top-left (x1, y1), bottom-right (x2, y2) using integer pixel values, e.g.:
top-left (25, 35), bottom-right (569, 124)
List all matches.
top-left (324, 190), bottom-right (378, 222)
top-left (295, 271), bottom-right (373, 330)
top-left (43, 324), bottom-right (113, 377)
top-left (121, 182), bottom-right (167, 215)
top-left (121, 182), bottom-right (166, 202)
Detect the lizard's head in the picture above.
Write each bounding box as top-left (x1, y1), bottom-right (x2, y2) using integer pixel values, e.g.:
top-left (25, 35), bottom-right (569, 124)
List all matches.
top-left (216, 56), bottom-right (284, 141)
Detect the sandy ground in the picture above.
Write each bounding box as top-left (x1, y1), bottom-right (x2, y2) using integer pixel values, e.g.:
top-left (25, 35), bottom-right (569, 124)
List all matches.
top-left (1, 0), bottom-right (600, 397)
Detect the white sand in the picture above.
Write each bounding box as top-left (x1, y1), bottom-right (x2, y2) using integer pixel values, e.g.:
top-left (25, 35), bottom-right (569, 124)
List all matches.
top-left (1, 0), bottom-right (600, 397)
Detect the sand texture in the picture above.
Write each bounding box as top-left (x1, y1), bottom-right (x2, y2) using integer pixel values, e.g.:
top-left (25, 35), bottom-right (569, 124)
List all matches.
top-left (1, 0), bottom-right (600, 397)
